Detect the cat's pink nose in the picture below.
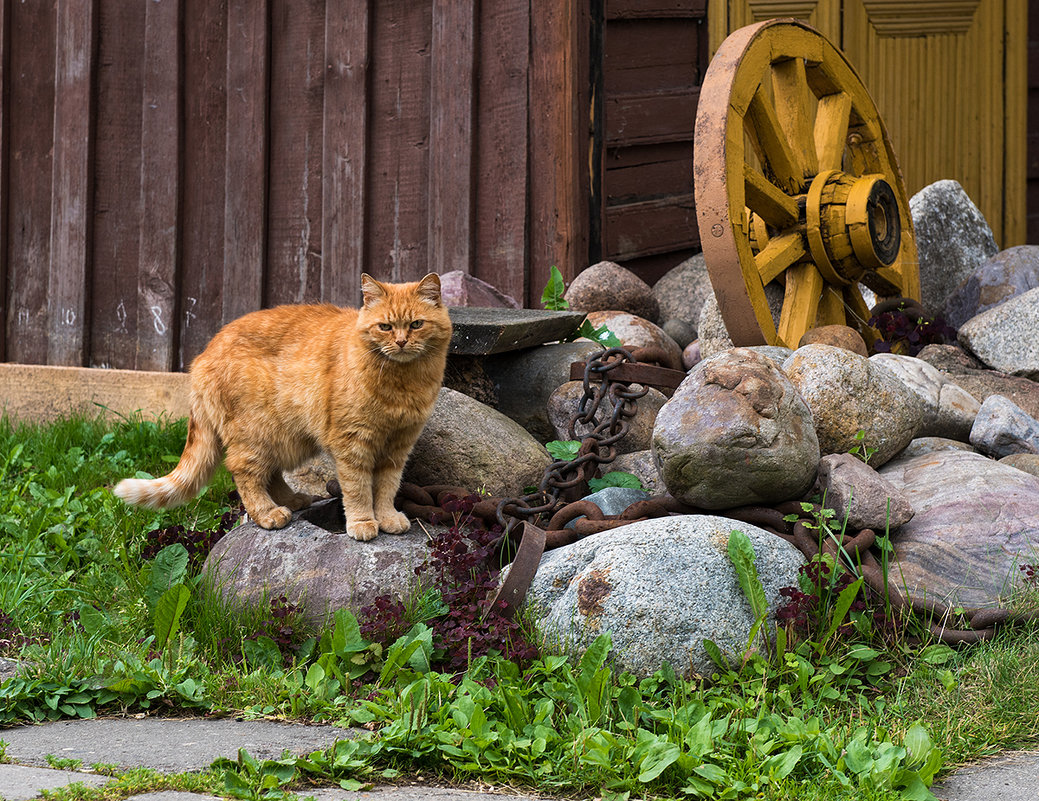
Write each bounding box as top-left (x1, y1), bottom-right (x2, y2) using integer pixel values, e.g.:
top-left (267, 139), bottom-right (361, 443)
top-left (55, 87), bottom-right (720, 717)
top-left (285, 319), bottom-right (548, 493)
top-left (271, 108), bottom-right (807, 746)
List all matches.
top-left (396, 338), bottom-right (407, 348)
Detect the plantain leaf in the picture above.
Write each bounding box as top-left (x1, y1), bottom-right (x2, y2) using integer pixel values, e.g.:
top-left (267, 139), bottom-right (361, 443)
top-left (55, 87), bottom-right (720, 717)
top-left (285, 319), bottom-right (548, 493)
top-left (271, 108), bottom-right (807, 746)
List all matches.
top-left (153, 583), bottom-right (191, 650)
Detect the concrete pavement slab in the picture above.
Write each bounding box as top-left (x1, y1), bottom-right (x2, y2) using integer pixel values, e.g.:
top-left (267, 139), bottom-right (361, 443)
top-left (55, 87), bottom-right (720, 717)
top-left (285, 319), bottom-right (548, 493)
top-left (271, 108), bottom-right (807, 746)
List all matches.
top-left (0, 763), bottom-right (107, 800)
top-left (931, 751), bottom-right (1039, 801)
top-left (0, 717), bottom-right (352, 772)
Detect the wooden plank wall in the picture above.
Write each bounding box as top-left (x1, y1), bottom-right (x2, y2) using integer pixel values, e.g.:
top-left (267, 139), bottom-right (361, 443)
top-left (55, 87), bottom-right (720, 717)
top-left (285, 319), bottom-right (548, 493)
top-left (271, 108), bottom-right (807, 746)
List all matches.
top-left (0, 0), bottom-right (576, 373)
top-left (1029, 0), bottom-right (1039, 243)
top-left (599, 0), bottom-right (708, 285)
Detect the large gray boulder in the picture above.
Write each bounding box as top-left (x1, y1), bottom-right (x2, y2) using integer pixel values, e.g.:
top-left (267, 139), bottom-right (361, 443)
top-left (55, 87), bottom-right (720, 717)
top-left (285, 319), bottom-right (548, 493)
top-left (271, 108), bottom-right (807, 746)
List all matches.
top-left (482, 341), bottom-right (603, 442)
top-left (203, 499), bottom-right (432, 628)
top-left (405, 387), bottom-right (552, 497)
top-left (782, 345), bottom-right (923, 467)
top-left (879, 449), bottom-right (1039, 609)
top-left (521, 515), bottom-right (805, 678)
top-left (910, 180), bottom-right (999, 314)
top-left (653, 348), bottom-right (819, 508)
top-left (957, 287), bottom-right (1039, 379)
top-left (564, 261), bottom-right (660, 323)
top-left (941, 245), bottom-right (1039, 329)
top-left (969, 394), bottom-right (1039, 458)
top-left (652, 252), bottom-right (712, 333)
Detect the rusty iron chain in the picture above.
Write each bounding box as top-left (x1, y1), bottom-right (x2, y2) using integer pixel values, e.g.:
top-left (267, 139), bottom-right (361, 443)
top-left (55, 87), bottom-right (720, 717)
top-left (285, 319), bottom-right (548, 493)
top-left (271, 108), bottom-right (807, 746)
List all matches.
top-left (493, 346), bottom-right (650, 532)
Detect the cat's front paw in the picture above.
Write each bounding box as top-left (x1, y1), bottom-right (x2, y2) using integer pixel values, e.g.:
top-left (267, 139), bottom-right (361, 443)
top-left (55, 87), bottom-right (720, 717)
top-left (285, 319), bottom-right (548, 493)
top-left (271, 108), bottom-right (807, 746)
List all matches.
top-left (256, 506), bottom-right (293, 530)
top-left (347, 519), bottom-right (380, 542)
top-left (378, 510), bottom-right (411, 535)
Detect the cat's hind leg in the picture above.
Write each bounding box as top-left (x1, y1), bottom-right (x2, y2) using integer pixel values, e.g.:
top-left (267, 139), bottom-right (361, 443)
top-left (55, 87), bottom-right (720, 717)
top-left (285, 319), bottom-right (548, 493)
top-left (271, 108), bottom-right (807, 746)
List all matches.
top-left (225, 447), bottom-right (292, 530)
top-left (267, 473), bottom-right (315, 512)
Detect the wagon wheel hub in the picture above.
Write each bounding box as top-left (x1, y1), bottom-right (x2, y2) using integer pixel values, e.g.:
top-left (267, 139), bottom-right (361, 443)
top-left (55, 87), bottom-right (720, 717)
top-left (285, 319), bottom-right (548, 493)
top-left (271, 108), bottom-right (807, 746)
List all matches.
top-left (694, 18), bottom-right (921, 349)
top-left (805, 170), bottom-right (902, 287)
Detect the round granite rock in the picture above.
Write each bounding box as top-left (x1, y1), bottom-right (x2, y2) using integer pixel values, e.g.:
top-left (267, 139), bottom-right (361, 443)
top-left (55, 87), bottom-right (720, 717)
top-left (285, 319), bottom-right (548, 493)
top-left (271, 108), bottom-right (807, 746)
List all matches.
top-left (564, 261), bottom-right (660, 323)
top-left (203, 499), bottom-right (433, 628)
top-left (653, 348), bottom-right (819, 508)
top-left (519, 515), bottom-right (805, 678)
top-left (783, 345), bottom-right (923, 467)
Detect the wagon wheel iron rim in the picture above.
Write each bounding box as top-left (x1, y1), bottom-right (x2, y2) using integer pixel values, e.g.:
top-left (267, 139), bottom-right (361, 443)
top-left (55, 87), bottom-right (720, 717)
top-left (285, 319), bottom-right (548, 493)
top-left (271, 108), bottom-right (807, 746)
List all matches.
top-left (693, 18), bottom-right (921, 349)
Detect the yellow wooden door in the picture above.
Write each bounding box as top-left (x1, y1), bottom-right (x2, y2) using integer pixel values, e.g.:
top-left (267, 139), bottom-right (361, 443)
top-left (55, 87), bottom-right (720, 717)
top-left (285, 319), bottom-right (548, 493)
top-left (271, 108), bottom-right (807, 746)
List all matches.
top-left (708, 0), bottom-right (1028, 247)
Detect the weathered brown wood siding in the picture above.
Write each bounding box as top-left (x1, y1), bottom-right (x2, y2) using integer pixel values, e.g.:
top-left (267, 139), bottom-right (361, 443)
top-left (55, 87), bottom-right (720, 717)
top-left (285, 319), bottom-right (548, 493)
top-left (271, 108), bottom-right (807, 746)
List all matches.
top-left (0, 0), bottom-right (587, 372)
top-left (1028, 0), bottom-right (1039, 243)
top-left (598, 0), bottom-right (709, 284)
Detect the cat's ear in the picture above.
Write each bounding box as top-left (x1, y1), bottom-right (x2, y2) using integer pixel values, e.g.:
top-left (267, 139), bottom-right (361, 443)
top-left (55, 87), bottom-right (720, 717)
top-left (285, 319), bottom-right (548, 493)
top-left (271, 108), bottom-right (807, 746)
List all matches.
top-left (416, 273), bottom-right (442, 307)
top-left (360, 273), bottom-right (387, 308)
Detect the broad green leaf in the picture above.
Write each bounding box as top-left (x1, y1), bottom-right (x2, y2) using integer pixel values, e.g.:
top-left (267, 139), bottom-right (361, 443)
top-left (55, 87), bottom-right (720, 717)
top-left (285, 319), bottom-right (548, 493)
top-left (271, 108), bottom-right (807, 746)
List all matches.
top-left (145, 544), bottom-right (189, 613)
top-left (546, 440), bottom-right (582, 461)
top-left (332, 608), bottom-right (369, 656)
top-left (638, 740), bottom-right (680, 782)
top-left (153, 583), bottom-right (191, 650)
top-left (588, 471), bottom-right (644, 492)
top-left (541, 266), bottom-right (570, 311)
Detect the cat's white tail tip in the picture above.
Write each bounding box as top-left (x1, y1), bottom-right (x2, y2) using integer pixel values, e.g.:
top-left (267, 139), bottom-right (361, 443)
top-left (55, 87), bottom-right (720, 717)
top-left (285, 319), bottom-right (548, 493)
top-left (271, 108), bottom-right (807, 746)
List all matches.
top-left (113, 477), bottom-right (171, 509)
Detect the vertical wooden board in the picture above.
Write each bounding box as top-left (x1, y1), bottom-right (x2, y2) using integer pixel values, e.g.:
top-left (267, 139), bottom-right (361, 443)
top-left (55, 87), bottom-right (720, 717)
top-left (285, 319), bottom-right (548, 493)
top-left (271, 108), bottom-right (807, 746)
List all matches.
top-left (427, 0), bottom-right (475, 278)
top-left (178, 0), bottom-right (228, 370)
top-left (321, 0), bottom-right (369, 307)
top-left (47, 0), bottom-right (97, 367)
top-left (528, 0), bottom-right (585, 304)
top-left (1003, 0), bottom-right (1026, 246)
top-left (5, 0), bottom-right (56, 364)
top-left (367, 0), bottom-right (431, 283)
top-left (136, 0), bottom-right (181, 372)
top-left (265, 0), bottom-right (324, 307)
top-left (223, 0), bottom-right (268, 320)
top-left (472, 0), bottom-right (529, 304)
top-left (0, 0), bottom-right (9, 362)
top-left (89, 0), bottom-right (144, 369)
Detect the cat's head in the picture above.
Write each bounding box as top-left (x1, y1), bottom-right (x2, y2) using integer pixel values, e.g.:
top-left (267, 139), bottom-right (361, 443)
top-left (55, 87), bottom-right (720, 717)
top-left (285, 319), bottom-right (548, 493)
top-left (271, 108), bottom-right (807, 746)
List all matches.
top-left (358, 273), bottom-right (452, 362)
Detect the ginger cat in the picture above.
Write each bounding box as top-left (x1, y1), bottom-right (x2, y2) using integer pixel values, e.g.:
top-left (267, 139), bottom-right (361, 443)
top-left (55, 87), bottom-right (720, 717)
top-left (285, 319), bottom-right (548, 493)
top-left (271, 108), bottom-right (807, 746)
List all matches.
top-left (114, 273), bottom-right (452, 541)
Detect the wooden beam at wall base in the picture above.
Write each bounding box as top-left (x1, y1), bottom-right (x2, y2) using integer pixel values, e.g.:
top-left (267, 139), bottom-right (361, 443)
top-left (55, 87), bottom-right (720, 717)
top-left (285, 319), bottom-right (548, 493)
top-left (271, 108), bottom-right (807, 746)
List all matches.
top-left (0, 364), bottom-right (191, 424)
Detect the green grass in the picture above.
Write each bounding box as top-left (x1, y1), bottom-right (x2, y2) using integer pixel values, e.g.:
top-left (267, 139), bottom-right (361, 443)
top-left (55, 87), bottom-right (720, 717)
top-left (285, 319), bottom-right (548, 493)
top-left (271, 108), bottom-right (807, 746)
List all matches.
top-left (1, 412), bottom-right (1038, 801)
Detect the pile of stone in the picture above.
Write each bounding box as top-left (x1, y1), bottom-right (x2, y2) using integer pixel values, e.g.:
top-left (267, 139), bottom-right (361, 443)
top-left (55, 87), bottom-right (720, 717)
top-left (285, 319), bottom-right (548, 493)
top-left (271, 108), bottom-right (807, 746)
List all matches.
top-left (206, 180), bottom-right (1039, 680)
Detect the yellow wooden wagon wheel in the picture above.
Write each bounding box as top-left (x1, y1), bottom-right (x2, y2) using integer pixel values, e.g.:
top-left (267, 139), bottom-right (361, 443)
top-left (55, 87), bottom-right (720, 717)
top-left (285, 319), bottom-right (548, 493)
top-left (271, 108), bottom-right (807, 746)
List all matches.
top-left (694, 18), bottom-right (920, 349)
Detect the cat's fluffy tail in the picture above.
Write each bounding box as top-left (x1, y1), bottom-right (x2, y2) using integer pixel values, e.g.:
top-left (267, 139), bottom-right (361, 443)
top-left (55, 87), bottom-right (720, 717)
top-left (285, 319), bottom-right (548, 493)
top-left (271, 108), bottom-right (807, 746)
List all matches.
top-left (113, 413), bottom-right (222, 510)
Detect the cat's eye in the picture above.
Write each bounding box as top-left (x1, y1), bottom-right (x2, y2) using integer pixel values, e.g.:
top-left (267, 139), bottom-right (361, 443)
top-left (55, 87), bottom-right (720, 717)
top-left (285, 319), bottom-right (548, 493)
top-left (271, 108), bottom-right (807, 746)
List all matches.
top-left (410, 320), bottom-right (424, 329)
top-left (378, 323), bottom-right (392, 331)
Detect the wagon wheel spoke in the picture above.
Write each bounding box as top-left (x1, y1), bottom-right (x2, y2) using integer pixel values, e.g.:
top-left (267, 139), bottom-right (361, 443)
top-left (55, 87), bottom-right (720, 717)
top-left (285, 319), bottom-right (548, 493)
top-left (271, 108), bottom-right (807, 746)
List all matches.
top-left (814, 92), bottom-right (852, 172)
top-left (771, 57), bottom-right (819, 178)
top-left (755, 232), bottom-right (805, 284)
top-left (746, 85), bottom-right (804, 194)
top-left (695, 19), bottom-right (920, 349)
top-left (744, 165), bottom-right (799, 230)
top-left (777, 262), bottom-right (823, 346)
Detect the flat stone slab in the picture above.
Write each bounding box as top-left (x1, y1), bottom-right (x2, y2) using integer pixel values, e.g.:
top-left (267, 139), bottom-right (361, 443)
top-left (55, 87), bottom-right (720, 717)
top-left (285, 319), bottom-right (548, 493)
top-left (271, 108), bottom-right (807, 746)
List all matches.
top-left (0, 717), bottom-right (351, 773)
top-left (448, 308), bottom-right (585, 355)
top-left (0, 763), bottom-right (107, 801)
